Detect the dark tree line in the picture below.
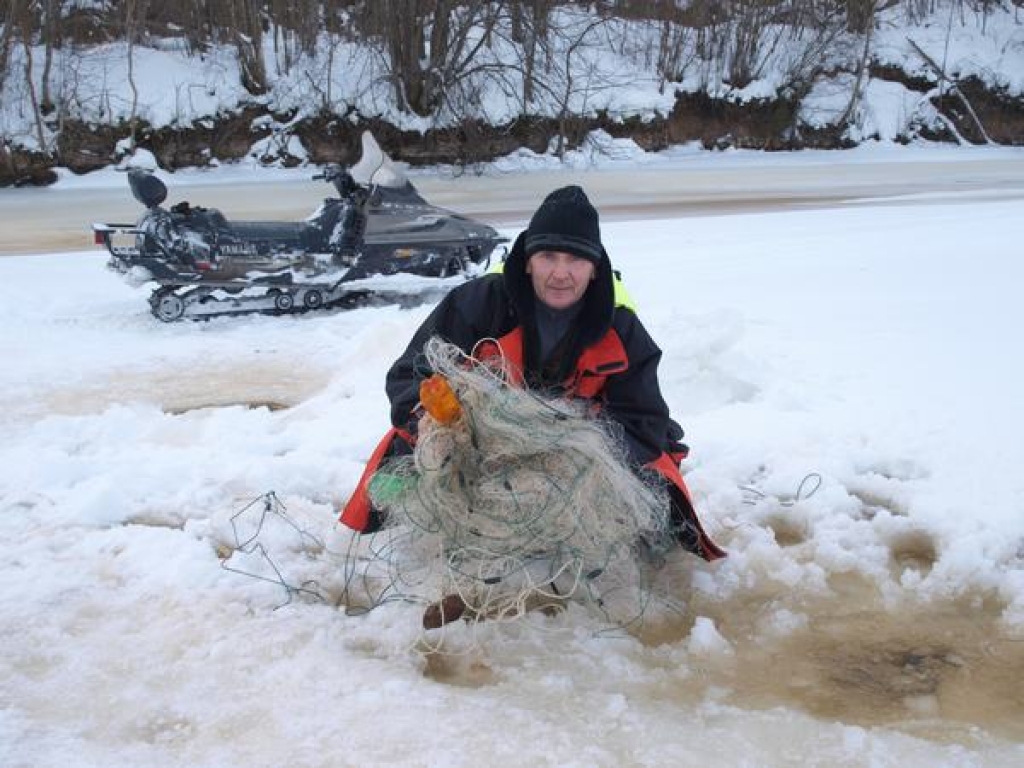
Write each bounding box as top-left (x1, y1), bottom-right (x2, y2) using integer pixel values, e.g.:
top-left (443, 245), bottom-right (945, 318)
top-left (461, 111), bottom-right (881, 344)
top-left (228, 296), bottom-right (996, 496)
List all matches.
top-left (5, 1), bottom-right (1017, 102)
top-left (2, 0), bottom-right (1021, 165)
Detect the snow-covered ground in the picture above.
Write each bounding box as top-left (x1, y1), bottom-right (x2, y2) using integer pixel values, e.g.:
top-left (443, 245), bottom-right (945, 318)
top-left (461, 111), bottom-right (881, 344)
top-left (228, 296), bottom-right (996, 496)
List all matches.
top-left (2, 150), bottom-right (1024, 767)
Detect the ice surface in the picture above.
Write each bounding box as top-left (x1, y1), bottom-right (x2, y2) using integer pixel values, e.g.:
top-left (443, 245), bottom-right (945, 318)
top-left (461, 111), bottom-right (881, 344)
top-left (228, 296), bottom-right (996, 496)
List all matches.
top-left (2, 152), bottom-right (1024, 766)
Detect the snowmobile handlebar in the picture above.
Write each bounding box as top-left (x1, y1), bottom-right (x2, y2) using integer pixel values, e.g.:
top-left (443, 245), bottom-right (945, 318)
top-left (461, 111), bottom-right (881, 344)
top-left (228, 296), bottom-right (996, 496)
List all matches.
top-left (313, 164), bottom-right (364, 197)
top-left (312, 167), bottom-right (337, 181)
top-left (313, 164), bottom-right (348, 181)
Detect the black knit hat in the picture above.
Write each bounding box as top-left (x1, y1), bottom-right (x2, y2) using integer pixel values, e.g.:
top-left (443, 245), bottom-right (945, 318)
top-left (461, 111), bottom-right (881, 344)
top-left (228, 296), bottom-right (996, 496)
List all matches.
top-left (524, 185), bottom-right (604, 264)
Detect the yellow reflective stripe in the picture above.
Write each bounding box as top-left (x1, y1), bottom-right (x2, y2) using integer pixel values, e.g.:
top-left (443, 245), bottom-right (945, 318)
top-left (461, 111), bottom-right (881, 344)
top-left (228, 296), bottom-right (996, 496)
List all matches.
top-left (613, 277), bottom-right (635, 311)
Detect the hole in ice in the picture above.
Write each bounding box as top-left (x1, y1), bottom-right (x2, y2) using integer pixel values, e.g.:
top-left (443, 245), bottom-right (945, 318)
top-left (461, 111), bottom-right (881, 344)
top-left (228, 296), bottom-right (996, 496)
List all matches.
top-left (641, 580), bottom-right (1022, 742)
top-left (763, 513), bottom-right (809, 547)
top-left (761, 601), bottom-right (1024, 741)
top-left (887, 529), bottom-right (938, 577)
top-left (163, 399), bottom-right (291, 414)
top-left (41, 362), bottom-right (328, 417)
top-left (422, 652), bottom-right (497, 688)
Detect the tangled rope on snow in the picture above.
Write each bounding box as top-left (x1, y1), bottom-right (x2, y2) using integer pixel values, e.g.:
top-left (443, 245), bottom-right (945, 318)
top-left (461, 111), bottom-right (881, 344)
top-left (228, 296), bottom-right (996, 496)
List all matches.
top-left (366, 337), bottom-right (673, 625)
top-left (220, 491), bottom-right (328, 608)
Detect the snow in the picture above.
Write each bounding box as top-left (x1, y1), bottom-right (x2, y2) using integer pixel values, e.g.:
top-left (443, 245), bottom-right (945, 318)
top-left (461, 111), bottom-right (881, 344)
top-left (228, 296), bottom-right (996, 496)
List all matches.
top-left (875, 4), bottom-right (1024, 95)
top-left (3, 3), bottom-right (1022, 156)
top-left (3, 147), bottom-right (1024, 766)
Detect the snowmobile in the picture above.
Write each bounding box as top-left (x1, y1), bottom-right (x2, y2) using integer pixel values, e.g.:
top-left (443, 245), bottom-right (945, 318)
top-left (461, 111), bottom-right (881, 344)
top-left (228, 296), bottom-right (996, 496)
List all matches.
top-left (93, 132), bottom-right (507, 321)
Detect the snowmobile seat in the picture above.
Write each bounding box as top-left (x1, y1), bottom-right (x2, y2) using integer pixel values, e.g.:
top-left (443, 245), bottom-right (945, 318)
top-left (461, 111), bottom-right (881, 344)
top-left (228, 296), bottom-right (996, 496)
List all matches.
top-left (127, 169), bottom-right (168, 209)
top-left (228, 221), bottom-right (312, 247)
top-left (181, 206), bottom-right (229, 232)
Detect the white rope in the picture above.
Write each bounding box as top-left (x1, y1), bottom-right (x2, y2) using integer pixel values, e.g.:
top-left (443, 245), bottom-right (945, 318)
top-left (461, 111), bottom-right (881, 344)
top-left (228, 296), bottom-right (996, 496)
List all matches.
top-left (370, 337), bottom-right (672, 626)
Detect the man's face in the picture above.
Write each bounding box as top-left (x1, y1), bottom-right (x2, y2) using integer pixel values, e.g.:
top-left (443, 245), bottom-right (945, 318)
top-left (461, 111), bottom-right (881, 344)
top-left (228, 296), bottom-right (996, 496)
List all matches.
top-left (526, 250), bottom-right (596, 309)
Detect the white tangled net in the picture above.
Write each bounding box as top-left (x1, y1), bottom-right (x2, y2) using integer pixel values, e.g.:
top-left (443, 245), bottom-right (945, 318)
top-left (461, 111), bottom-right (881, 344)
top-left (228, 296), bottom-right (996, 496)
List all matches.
top-left (362, 337), bottom-right (674, 628)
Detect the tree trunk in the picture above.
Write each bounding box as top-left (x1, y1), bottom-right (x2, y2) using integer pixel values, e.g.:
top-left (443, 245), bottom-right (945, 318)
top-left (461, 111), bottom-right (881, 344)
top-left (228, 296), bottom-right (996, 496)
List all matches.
top-left (0, 0), bottom-right (19, 87)
top-left (846, 0), bottom-right (877, 34)
top-left (23, 38), bottom-right (49, 153)
top-left (39, 0), bottom-right (58, 113)
top-left (908, 37), bottom-right (993, 145)
top-left (232, 0), bottom-right (268, 95)
top-left (124, 0), bottom-right (149, 150)
top-left (838, 8), bottom-right (875, 131)
top-left (511, 1), bottom-right (552, 109)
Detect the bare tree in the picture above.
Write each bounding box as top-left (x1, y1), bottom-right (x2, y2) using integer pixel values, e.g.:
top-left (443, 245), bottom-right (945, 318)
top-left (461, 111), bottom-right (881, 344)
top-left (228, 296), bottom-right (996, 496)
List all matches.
top-left (267, 0), bottom-right (320, 74)
top-left (550, 15), bottom-right (608, 156)
top-left (510, 11), bottom-right (630, 158)
top-left (846, 0), bottom-right (876, 32)
top-left (229, 0), bottom-right (268, 95)
top-left (5, 0), bottom-right (51, 153)
top-left (179, 0), bottom-right (215, 54)
top-left (508, 0), bottom-right (553, 107)
top-left (835, 0), bottom-right (878, 130)
top-left (301, 4), bottom-right (364, 115)
top-left (654, 15), bottom-right (696, 93)
top-left (726, 2), bottom-right (787, 89)
top-left (0, 0), bottom-right (20, 86)
top-left (908, 36), bottom-right (993, 143)
top-left (123, 0), bottom-right (149, 151)
top-left (37, 0), bottom-right (58, 112)
top-left (355, 1), bottom-right (505, 118)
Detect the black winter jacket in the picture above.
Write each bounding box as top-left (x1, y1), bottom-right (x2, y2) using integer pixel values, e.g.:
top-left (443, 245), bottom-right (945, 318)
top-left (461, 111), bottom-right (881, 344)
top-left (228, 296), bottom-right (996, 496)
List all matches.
top-left (384, 232), bottom-right (688, 466)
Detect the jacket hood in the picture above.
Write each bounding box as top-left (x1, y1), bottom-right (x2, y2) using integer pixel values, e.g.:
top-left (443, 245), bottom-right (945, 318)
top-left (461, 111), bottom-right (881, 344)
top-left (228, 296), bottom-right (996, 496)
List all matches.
top-left (503, 231), bottom-right (616, 350)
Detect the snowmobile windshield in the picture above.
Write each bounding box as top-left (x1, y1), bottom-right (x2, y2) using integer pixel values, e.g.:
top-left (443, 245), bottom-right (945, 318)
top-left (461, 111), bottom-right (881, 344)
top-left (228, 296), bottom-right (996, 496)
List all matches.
top-left (350, 131), bottom-right (409, 190)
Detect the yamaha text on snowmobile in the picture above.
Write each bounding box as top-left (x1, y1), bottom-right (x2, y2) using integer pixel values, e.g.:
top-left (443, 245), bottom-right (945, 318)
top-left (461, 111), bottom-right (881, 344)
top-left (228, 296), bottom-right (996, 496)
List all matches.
top-left (93, 132), bottom-right (507, 321)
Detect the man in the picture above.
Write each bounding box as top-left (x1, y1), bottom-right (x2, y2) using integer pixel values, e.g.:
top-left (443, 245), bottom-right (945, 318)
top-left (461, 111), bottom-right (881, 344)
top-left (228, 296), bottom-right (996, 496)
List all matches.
top-left (340, 185), bottom-right (724, 564)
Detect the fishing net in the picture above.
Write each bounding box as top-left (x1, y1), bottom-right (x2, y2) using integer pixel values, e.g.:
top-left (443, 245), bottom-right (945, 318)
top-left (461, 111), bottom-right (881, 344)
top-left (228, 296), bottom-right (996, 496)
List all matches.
top-left (364, 337), bottom-right (675, 628)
